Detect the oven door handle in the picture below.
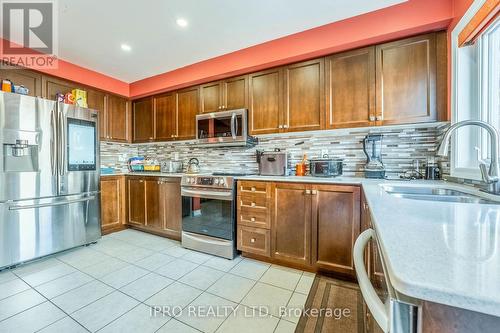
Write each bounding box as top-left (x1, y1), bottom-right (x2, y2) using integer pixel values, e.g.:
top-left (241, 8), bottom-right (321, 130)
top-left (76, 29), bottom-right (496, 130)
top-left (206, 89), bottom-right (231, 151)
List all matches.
top-left (181, 188), bottom-right (233, 200)
top-left (353, 228), bottom-right (390, 333)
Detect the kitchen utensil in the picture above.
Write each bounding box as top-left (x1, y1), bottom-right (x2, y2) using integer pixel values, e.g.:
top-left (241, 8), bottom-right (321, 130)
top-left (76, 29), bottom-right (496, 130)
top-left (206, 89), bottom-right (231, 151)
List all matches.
top-left (310, 155), bottom-right (343, 177)
top-left (161, 160), bottom-right (183, 173)
top-left (187, 157), bottom-right (200, 174)
top-left (363, 134), bottom-right (386, 179)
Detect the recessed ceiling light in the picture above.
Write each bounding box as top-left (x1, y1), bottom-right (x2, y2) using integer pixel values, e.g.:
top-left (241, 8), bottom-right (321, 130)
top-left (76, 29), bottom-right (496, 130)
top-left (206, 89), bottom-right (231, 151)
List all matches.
top-left (176, 18), bottom-right (188, 27)
top-left (120, 43), bottom-right (131, 52)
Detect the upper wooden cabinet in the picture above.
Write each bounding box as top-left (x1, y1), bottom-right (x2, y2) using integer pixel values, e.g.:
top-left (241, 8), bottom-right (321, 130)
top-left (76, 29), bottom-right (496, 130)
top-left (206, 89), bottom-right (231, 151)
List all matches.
top-left (326, 47), bottom-right (376, 129)
top-left (0, 68), bottom-right (42, 97)
top-left (176, 86), bottom-right (199, 140)
top-left (133, 97), bottom-right (154, 142)
top-left (248, 68), bottom-right (283, 135)
top-left (375, 33), bottom-right (439, 125)
top-left (42, 76), bottom-right (81, 101)
top-left (106, 95), bottom-right (130, 142)
top-left (200, 75), bottom-right (248, 113)
top-left (311, 185), bottom-right (360, 277)
top-left (283, 59), bottom-right (325, 132)
top-left (154, 92), bottom-right (177, 141)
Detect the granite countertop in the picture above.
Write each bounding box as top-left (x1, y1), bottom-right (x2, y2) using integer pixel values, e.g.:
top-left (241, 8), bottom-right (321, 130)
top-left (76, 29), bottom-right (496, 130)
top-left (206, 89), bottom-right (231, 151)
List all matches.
top-left (238, 175), bottom-right (500, 317)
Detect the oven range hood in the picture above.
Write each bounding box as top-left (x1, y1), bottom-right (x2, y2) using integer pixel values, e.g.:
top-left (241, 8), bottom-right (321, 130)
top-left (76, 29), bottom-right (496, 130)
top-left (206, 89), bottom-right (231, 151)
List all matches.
top-left (195, 109), bottom-right (257, 147)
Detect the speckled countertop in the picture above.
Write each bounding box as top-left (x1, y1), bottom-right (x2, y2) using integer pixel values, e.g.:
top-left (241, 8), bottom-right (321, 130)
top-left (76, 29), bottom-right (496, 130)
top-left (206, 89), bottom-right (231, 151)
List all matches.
top-left (238, 175), bottom-right (500, 317)
top-left (100, 172), bottom-right (183, 177)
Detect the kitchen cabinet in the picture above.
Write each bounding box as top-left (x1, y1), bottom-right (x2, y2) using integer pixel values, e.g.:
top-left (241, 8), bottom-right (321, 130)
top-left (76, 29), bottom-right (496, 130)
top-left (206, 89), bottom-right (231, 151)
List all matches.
top-left (176, 86), bottom-right (199, 140)
top-left (375, 33), bottom-right (439, 125)
top-left (200, 75), bottom-right (248, 113)
top-left (271, 182), bottom-right (311, 266)
top-left (283, 59), bottom-right (325, 132)
top-left (0, 68), bottom-right (42, 97)
top-left (154, 92), bottom-right (177, 141)
top-left (126, 176), bottom-right (182, 239)
top-left (42, 76), bottom-right (81, 101)
top-left (248, 68), bottom-right (283, 135)
top-left (325, 47), bottom-right (375, 129)
top-left (311, 184), bottom-right (360, 277)
top-left (100, 176), bottom-right (126, 234)
top-left (133, 97), bottom-right (154, 142)
top-left (127, 177), bottom-right (146, 226)
top-left (361, 193), bottom-right (385, 288)
top-left (106, 95), bottom-right (130, 142)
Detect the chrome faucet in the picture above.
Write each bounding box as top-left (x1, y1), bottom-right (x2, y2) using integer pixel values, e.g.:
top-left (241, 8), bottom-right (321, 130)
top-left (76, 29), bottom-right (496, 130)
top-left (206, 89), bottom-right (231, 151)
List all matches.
top-left (437, 120), bottom-right (500, 195)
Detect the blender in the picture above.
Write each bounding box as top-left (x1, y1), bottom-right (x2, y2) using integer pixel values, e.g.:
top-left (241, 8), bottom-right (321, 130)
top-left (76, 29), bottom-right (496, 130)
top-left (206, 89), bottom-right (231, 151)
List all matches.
top-left (363, 134), bottom-right (386, 179)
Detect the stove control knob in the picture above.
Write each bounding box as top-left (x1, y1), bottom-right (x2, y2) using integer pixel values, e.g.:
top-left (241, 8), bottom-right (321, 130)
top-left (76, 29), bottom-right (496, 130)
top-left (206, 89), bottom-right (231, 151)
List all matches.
top-left (214, 178), bottom-right (219, 185)
top-left (219, 178), bottom-right (225, 186)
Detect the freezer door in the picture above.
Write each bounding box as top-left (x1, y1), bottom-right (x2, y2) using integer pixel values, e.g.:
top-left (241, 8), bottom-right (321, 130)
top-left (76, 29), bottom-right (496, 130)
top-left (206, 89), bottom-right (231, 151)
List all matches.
top-left (0, 192), bottom-right (101, 269)
top-left (57, 103), bottom-right (100, 196)
top-left (0, 92), bottom-right (58, 201)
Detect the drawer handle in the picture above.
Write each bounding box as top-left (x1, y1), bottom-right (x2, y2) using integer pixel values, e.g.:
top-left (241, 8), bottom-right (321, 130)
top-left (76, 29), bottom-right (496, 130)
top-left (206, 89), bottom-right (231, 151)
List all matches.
top-left (251, 202), bottom-right (256, 207)
top-left (251, 187), bottom-right (256, 192)
top-left (250, 217), bottom-right (256, 222)
top-left (250, 238), bottom-right (256, 243)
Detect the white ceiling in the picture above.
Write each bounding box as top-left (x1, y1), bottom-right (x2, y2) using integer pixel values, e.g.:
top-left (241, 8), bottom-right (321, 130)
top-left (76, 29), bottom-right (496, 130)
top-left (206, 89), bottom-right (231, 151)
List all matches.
top-left (51, 0), bottom-right (406, 82)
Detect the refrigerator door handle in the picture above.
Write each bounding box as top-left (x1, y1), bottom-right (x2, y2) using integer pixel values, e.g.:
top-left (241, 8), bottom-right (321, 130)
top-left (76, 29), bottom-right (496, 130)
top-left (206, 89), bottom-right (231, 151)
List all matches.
top-left (8, 195), bottom-right (96, 210)
top-left (58, 109), bottom-right (66, 176)
top-left (50, 109), bottom-right (57, 176)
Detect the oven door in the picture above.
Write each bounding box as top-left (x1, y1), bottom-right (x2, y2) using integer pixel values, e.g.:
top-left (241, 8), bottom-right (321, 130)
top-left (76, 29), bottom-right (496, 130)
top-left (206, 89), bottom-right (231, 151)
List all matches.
top-left (181, 187), bottom-right (234, 240)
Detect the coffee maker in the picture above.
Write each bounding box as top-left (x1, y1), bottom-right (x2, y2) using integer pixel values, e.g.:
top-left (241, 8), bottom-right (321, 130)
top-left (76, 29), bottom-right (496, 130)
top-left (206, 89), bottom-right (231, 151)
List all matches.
top-left (363, 134), bottom-right (386, 179)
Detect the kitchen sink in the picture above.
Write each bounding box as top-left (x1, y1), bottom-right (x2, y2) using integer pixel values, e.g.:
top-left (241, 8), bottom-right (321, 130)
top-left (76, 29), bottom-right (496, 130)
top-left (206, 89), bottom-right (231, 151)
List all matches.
top-left (382, 185), bottom-right (500, 204)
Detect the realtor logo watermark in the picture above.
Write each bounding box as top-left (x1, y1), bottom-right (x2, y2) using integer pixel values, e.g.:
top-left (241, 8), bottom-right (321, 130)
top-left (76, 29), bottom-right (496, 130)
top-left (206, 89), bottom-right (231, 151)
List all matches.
top-left (1, 0), bottom-right (58, 69)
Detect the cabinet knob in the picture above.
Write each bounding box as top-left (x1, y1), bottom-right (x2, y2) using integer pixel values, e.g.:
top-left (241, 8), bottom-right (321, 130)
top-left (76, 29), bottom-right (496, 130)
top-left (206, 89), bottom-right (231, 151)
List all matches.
top-left (250, 238), bottom-right (256, 243)
top-left (251, 202), bottom-right (256, 207)
top-left (139, 180), bottom-right (144, 183)
top-left (283, 124), bottom-right (289, 129)
top-left (305, 190), bottom-right (311, 195)
top-left (369, 116), bottom-right (376, 122)
top-left (251, 187), bottom-right (256, 192)
top-left (222, 105), bottom-right (225, 109)
top-left (376, 116), bottom-right (383, 121)
top-left (278, 125), bottom-right (283, 129)
top-left (311, 190), bottom-right (317, 195)
top-left (250, 217), bottom-right (256, 222)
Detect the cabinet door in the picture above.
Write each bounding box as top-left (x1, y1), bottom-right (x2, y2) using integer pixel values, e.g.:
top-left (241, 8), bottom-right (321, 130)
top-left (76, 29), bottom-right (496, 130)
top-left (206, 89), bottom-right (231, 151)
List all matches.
top-left (100, 176), bottom-right (125, 233)
top-left (326, 47), bottom-right (375, 129)
top-left (248, 68), bottom-right (283, 135)
top-left (0, 68), bottom-right (42, 97)
top-left (145, 178), bottom-right (162, 229)
top-left (176, 87), bottom-right (199, 140)
top-left (312, 185), bottom-right (360, 277)
top-left (271, 182), bottom-right (311, 266)
top-left (283, 59), bottom-right (324, 132)
top-left (133, 98), bottom-right (154, 142)
top-left (223, 75), bottom-right (248, 110)
top-left (86, 90), bottom-right (107, 139)
top-left (107, 95), bottom-right (130, 142)
top-left (42, 76), bottom-right (80, 101)
top-left (200, 81), bottom-right (221, 113)
top-left (160, 180), bottom-right (182, 237)
top-left (375, 33), bottom-right (437, 124)
top-left (127, 178), bottom-right (146, 225)
top-left (154, 93), bottom-right (177, 141)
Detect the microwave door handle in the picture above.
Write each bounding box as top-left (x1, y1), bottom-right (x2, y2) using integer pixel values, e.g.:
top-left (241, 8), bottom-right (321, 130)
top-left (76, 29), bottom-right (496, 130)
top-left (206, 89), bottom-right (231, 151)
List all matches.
top-left (231, 113), bottom-right (236, 139)
top-left (353, 229), bottom-right (390, 333)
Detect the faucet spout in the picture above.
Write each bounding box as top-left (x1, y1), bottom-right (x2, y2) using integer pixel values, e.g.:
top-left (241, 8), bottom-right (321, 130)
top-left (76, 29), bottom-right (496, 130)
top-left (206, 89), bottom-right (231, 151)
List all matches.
top-left (437, 120), bottom-right (500, 194)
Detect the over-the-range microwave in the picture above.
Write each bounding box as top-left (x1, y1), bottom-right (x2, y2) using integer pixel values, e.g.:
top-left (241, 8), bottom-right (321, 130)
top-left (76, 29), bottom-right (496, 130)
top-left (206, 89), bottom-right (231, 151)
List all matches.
top-left (195, 109), bottom-right (257, 147)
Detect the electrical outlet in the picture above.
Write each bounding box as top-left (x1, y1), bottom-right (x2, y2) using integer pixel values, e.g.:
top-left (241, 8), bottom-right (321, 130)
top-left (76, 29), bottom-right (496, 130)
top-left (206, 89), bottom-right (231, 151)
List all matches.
top-left (321, 149), bottom-right (328, 157)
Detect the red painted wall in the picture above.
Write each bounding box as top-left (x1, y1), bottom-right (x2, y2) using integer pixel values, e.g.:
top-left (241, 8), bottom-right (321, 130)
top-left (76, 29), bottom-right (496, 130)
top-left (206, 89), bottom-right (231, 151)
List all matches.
top-left (1, 38), bottom-right (129, 97)
top-left (129, 0), bottom-right (454, 98)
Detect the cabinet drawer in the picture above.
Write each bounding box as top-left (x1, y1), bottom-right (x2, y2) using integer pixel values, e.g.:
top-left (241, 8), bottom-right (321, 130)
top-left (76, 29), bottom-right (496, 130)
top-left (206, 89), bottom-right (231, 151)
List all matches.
top-left (238, 208), bottom-right (270, 229)
top-left (237, 226), bottom-right (270, 257)
top-left (238, 181), bottom-right (270, 196)
top-left (238, 194), bottom-right (268, 209)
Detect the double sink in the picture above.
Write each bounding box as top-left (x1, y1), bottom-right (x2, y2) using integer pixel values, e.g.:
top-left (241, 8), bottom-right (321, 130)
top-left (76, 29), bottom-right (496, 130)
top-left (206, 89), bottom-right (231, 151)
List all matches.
top-left (382, 184), bottom-right (500, 205)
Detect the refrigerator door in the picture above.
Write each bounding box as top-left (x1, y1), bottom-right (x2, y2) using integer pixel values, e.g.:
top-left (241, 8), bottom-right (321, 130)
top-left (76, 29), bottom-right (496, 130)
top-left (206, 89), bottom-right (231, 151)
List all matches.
top-left (0, 92), bottom-right (58, 202)
top-left (57, 103), bottom-right (100, 196)
top-left (0, 192), bottom-right (101, 269)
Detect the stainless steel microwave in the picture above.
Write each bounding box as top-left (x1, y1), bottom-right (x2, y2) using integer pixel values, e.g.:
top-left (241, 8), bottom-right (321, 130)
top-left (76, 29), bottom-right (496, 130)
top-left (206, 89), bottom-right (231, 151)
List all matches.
top-left (195, 109), bottom-right (257, 147)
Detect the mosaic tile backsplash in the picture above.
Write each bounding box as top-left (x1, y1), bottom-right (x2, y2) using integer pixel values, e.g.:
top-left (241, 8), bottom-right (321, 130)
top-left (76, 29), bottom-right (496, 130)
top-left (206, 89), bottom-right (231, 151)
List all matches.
top-left (100, 122), bottom-right (450, 177)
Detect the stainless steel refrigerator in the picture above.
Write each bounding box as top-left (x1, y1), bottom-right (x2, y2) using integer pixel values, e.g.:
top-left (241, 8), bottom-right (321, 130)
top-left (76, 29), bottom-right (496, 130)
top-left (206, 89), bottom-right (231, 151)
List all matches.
top-left (0, 91), bottom-right (101, 269)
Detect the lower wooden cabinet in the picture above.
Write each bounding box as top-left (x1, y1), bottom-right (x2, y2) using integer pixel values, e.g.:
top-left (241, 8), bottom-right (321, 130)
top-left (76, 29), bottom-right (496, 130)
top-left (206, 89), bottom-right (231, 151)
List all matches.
top-left (237, 180), bottom-right (361, 278)
top-left (100, 176), bottom-right (126, 234)
top-left (126, 176), bottom-right (182, 239)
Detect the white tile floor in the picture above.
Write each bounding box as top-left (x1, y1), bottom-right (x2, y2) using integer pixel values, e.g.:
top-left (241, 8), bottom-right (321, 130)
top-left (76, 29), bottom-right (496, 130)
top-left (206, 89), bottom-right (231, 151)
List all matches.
top-left (0, 229), bottom-right (315, 333)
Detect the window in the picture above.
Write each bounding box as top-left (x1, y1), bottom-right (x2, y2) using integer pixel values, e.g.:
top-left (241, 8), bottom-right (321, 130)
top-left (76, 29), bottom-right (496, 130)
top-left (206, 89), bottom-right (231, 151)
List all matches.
top-left (451, 2), bottom-right (500, 180)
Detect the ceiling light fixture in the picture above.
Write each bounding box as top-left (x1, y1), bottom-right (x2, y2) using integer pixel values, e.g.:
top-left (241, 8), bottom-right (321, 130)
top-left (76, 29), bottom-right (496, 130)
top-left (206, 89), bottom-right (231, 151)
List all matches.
top-left (120, 43), bottom-right (132, 52)
top-left (176, 18), bottom-right (188, 28)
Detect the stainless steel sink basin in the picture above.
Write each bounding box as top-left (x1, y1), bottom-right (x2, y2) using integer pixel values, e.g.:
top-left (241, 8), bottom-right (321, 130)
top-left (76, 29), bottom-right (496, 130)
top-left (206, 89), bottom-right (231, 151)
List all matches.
top-left (382, 185), bottom-right (500, 204)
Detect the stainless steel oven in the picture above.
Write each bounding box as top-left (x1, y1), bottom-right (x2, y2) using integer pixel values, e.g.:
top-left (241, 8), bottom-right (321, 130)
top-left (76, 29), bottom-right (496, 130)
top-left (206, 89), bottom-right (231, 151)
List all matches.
top-left (181, 175), bottom-right (237, 259)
